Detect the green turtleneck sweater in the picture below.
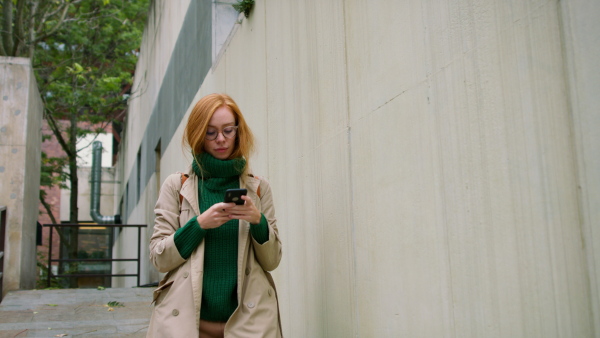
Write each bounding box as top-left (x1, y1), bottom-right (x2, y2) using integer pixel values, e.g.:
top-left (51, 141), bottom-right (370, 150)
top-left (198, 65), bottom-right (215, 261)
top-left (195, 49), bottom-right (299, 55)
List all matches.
top-left (173, 153), bottom-right (269, 322)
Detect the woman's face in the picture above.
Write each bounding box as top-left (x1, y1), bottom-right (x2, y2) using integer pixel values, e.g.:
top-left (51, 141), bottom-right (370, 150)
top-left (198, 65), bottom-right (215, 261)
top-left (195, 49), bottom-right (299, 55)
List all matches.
top-left (203, 105), bottom-right (237, 160)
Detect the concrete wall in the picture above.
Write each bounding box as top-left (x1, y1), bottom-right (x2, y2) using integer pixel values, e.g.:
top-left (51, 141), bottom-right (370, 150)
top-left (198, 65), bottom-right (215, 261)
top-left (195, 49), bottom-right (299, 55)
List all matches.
top-left (0, 57), bottom-right (43, 296)
top-left (559, 0), bottom-right (600, 332)
top-left (115, 0), bottom-right (599, 336)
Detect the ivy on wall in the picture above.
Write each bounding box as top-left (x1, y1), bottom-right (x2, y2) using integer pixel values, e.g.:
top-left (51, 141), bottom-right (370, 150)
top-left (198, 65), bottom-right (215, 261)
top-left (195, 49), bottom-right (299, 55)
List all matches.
top-left (232, 0), bottom-right (254, 18)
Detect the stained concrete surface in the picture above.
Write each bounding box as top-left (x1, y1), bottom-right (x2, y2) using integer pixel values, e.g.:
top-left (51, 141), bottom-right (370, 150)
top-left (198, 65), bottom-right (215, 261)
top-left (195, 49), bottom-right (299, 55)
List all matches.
top-left (0, 288), bottom-right (153, 337)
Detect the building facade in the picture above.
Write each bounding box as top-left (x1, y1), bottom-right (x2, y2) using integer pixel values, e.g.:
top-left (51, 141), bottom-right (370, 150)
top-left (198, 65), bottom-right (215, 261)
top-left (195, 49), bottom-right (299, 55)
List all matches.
top-left (113, 1), bottom-right (600, 337)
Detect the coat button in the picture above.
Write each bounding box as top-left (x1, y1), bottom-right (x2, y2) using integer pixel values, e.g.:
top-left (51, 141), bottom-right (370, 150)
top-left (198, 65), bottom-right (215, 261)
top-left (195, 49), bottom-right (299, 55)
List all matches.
top-left (172, 309), bottom-right (179, 316)
top-left (247, 302), bottom-right (255, 308)
top-left (183, 271), bottom-right (189, 278)
top-left (245, 268), bottom-right (250, 275)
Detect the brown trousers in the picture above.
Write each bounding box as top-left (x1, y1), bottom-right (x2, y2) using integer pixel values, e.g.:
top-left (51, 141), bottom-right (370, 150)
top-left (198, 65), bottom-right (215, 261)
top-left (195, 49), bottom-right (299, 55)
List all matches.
top-left (199, 319), bottom-right (226, 338)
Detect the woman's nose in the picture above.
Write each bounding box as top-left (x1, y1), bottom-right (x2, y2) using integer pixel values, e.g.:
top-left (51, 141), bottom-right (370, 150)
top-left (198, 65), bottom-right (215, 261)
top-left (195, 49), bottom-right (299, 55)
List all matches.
top-left (215, 131), bottom-right (226, 142)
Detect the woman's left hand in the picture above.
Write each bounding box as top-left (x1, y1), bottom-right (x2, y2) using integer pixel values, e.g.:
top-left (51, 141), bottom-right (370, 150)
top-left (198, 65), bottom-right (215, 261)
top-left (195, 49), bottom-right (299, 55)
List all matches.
top-left (228, 195), bottom-right (262, 224)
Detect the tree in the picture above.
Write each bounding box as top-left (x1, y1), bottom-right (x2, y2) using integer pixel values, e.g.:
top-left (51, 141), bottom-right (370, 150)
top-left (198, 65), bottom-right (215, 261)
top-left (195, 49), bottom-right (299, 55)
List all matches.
top-left (0, 0), bottom-right (77, 58)
top-left (32, 0), bottom-right (148, 286)
top-left (38, 0), bottom-right (148, 216)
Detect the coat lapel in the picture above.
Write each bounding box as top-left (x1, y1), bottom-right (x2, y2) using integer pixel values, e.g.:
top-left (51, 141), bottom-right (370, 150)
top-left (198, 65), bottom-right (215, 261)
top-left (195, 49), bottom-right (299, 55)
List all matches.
top-left (179, 168), bottom-right (200, 216)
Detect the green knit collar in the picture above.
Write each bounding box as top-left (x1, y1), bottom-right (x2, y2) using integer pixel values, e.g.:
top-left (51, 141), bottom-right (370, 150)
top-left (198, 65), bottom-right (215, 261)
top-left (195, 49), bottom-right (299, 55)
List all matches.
top-left (192, 152), bottom-right (246, 179)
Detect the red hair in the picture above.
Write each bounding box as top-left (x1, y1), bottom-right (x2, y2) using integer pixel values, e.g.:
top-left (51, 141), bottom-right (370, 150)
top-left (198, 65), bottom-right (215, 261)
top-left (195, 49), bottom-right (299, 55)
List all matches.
top-left (183, 93), bottom-right (255, 172)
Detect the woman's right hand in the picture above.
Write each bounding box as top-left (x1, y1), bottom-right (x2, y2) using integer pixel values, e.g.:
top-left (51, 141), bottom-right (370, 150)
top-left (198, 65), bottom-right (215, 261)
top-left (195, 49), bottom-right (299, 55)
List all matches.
top-left (196, 202), bottom-right (236, 229)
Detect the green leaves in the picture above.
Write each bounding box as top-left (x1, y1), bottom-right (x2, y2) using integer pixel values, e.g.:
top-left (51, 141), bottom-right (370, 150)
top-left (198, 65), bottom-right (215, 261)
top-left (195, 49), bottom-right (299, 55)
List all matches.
top-left (35, 0), bottom-right (149, 127)
top-left (107, 301), bottom-right (124, 307)
top-left (40, 153), bottom-right (68, 190)
top-left (100, 76), bottom-right (123, 92)
top-left (232, 0), bottom-right (255, 18)
top-left (66, 63), bottom-right (84, 74)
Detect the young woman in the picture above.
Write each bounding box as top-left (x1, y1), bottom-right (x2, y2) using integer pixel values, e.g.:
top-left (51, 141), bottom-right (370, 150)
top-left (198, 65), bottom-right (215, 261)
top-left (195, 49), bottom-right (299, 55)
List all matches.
top-left (147, 93), bottom-right (283, 337)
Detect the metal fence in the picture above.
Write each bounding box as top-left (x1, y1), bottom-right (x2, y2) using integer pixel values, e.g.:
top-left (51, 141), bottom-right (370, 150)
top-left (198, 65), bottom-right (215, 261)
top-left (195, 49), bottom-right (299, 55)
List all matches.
top-left (0, 206), bottom-right (6, 302)
top-left (44, 223), bottom-right (146, 288)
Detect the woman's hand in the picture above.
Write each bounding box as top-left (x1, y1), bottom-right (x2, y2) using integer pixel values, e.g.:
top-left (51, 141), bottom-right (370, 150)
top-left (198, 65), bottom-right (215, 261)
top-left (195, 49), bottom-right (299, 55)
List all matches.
top-left (196, 202), bottom-right (236, 229)
top-left (228, 195), bottom-right (262, 224)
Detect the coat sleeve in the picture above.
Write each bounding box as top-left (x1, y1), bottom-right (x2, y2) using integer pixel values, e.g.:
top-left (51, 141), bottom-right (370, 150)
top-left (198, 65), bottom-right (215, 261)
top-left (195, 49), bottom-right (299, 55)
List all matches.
top-left (251, 177), bottom-right (283, 272)
top-left (149, 173), bottom-right (187, 273)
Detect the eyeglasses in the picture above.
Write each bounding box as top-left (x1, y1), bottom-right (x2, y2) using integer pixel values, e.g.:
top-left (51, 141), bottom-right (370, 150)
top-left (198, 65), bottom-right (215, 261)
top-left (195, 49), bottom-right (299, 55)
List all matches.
top-left (205, 126), bottom-right (238, 141)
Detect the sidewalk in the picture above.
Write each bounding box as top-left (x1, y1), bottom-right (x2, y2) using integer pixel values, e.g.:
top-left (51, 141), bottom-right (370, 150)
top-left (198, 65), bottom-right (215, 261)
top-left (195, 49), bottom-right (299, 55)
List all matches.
top-left (0, 287), bottom-right (154, 337)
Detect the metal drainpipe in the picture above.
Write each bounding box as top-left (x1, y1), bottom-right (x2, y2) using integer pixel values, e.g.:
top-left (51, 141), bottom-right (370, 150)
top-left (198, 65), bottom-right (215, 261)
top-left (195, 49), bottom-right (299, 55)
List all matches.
top-left (90, 141), bottom-right (121, 224)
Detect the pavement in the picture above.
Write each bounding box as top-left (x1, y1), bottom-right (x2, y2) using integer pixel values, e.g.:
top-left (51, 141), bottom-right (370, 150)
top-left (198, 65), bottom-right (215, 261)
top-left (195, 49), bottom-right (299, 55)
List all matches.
top-left (0, 287), bottom-right (154, 337)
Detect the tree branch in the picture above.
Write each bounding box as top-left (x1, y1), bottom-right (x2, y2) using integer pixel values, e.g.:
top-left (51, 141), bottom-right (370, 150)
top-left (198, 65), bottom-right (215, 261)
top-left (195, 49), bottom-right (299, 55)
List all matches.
top-left (27, 0), bottom-right (39, 58)
top-left (12, 0), bottom-right (26, 56)
top-left (44, 109), bottom-right (75, 159)
top-left (33, 1), bottom-right (72, 43)
top-left (35, 0), bottom-right (57, 34)
top-left (0, 33), bottom-right (6, 56)
top-left (45, 0), bottom-right (82, 19)
top-left (2, 0), bottom-right (14, 55)
top-left (39, 192), bottom-right (70, 250)
top-left (39, 191), bottom-right (58, 225)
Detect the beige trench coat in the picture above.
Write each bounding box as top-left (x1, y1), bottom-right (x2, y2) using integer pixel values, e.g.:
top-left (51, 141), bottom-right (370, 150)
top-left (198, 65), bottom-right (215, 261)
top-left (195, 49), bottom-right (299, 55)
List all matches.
top-left (147, 168), bottom-right (283, 337)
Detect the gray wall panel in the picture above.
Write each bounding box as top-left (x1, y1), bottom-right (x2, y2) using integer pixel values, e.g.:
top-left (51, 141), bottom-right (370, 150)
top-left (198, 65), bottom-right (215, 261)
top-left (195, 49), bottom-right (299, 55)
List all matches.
top-left (124, 0), bottom-right (212, 220)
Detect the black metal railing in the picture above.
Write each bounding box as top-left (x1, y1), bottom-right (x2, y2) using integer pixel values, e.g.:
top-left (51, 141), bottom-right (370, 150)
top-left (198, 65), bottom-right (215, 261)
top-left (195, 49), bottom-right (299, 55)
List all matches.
top-left (44, 223), bottom-right (146, 288)
top-left (0, 206), bottom-right (6, 302)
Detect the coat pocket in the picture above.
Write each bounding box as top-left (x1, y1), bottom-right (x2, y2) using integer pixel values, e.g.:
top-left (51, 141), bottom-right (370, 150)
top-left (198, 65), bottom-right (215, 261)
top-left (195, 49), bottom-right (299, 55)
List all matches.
top-left (152, 280), bottom-right (174, 305)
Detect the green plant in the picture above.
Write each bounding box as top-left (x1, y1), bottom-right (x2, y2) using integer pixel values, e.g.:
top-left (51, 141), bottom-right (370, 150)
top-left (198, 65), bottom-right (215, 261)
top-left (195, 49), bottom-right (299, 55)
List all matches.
top-left (36, 251), bottom-right (62, 289)
top-left (232, 0), bottom-right (254, 18)
top-left (36, 251), bottom-right (90, 289)
top-left (107, 301), bottom-right (124, 307)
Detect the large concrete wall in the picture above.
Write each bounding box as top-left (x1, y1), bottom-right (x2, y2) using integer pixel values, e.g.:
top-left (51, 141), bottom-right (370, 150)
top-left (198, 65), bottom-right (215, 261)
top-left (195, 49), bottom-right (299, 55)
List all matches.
top-left (0, 57), bottom-right (43, 296)
top-left (116, 0), bottom-right (599, 336)
top-left (559, 0), bottom-right (600, 332)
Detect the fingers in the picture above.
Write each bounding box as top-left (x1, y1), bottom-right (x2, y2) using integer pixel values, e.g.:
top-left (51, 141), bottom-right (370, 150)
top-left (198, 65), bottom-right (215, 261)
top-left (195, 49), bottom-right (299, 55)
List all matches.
top-left (228, 196), bottom-right (261, 224)
top-left (229, 196), bottom-right (254, 214)
top-left (217, 202), bottom-right (236, 210)
top-left (199, 198), bottom-right (260, 229)
top-left (198, 203), bottom-right (235, 229)
top-left (240, 195), bottom-right (254, 205)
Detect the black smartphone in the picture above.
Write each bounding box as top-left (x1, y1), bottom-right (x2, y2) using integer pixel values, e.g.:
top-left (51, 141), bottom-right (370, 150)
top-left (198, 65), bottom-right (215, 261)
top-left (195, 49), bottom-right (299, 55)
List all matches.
top-left (224, 188), bottom-right (247, 205)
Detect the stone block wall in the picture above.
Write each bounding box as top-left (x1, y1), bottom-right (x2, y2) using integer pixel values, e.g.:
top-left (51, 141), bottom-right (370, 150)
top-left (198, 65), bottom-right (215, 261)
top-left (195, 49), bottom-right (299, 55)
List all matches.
top-left (0, 57), bottom-right (43, 297)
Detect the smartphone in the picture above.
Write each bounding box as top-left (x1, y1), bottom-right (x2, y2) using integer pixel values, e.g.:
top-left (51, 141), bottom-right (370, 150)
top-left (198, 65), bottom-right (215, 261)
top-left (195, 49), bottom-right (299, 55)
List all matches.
top-left (224, 188), bottom-right (247, 205)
